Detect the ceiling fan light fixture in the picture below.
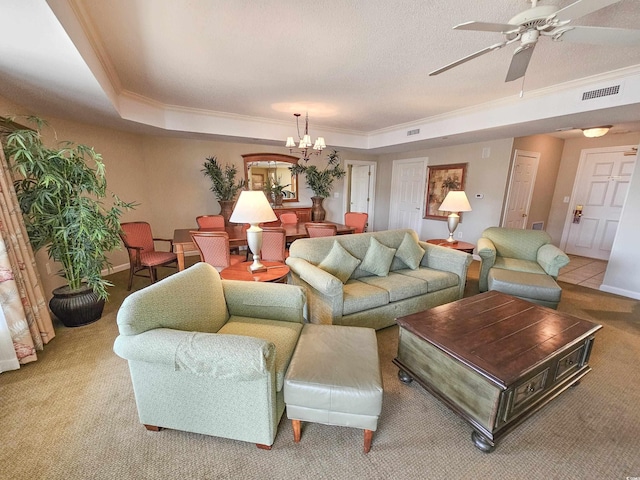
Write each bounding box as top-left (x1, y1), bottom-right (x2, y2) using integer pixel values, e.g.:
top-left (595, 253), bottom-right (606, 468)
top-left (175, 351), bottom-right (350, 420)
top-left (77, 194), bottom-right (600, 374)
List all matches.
top-left (582, 126), bottom-right (612, 138)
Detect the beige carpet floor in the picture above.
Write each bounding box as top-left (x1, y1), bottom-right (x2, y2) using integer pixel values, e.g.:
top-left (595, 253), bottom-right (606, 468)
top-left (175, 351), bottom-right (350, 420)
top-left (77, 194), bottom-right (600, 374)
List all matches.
top-left (1, 260), bottom-right (639, 479)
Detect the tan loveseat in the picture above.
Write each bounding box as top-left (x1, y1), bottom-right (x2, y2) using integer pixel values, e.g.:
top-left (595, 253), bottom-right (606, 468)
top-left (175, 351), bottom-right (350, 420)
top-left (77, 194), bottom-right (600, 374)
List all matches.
top-left (286, 229), bottom-right (472, 330)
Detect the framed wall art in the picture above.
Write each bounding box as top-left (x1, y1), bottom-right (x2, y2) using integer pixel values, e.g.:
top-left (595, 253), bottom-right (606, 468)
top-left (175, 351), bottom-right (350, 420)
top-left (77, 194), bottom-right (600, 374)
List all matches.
top-left (424, 163), bottom-right (467, 220)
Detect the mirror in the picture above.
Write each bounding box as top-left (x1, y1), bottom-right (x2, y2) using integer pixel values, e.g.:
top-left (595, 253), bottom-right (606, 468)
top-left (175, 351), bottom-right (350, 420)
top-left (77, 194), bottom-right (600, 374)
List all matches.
top-left (242, 153), bottom-right (299, 203)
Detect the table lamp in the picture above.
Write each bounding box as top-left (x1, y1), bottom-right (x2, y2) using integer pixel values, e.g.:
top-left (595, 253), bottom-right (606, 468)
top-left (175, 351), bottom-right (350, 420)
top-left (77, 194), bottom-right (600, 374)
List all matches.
top-left (229, 190), bottom-right (277, 272)
top-left (438, 190), bottom-right (472, 243)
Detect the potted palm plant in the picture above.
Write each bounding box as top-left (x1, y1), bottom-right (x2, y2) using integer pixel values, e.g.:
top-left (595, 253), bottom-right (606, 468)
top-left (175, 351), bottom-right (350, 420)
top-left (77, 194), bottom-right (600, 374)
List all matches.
top-left (290, 150), bottom-right (345, 221)
top-left (3, 116), bottom-right (134, 327)
top-left (201, 156), bottom-right (246, 224)
top-left (263, 176), bottom-right (290, 207)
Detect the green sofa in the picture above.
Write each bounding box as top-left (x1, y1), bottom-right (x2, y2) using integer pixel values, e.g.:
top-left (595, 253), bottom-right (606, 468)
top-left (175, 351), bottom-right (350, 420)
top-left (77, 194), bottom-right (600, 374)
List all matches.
top-left (113, 262), bottom-right (306, 448)
top-left (286, 229), bottom-right (472, 330)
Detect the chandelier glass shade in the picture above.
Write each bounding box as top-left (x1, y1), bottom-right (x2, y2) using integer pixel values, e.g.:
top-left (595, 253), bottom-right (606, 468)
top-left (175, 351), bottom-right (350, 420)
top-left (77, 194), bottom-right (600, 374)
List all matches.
top-left (285, 113), bottom-right (326, 161)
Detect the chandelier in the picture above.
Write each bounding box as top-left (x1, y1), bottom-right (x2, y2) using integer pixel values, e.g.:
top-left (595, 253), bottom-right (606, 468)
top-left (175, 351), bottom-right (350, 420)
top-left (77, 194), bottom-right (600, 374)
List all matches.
top-left (285, 113), bottom-right (326, 161)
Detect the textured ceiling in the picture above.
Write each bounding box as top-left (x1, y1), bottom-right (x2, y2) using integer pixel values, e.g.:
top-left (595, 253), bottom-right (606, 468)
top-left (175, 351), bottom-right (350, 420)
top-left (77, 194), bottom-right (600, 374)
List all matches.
top-left (1, 0), bottom-right (639, 149)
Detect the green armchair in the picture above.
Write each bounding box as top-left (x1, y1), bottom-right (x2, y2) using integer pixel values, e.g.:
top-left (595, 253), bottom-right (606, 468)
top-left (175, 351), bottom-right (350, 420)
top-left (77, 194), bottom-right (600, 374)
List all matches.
top-left (476, 227), bottom-right (569, 308)
top-left (113, 262), bottom-right (306, 449)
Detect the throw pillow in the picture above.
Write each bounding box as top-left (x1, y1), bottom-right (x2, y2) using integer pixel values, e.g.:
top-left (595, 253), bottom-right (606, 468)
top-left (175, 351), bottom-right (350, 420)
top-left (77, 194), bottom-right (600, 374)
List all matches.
top-left (360, 237), bottom-right (396, 277)
top-left (318, 241), bottom-right (361, 284)
top-left (395, 233), bottom-right (425, 270)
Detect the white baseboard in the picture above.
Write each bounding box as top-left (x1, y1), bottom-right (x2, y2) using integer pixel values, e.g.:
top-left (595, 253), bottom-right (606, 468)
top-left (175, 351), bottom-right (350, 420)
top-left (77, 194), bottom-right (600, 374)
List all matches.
top-left (599, 284), bottom-right (640, 300)
top-left (101, 252), bottom-right (201, 277)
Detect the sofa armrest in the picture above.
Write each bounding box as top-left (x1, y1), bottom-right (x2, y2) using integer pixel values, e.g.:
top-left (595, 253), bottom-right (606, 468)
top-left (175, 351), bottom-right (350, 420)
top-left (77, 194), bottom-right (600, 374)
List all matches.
top-left (113, 328), bottom-right (275, 380)
top-left (222, 280), bottom-right (306, 323)
top-left (537, 244), bottom-right (570, 277)
top-left (420, 242), bottom-right (472, 299)
top-left (286, 257), bottom-right (343, 296)
top-left (477, 237), bottom-right (496, 292)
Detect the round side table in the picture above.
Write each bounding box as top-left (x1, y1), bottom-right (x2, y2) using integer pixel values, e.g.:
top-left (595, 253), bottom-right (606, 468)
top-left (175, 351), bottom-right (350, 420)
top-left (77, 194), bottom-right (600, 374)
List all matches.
top-left (425, 239), bottom-right (475, 254)
top-left (220, 261), bottom-right (290, 282)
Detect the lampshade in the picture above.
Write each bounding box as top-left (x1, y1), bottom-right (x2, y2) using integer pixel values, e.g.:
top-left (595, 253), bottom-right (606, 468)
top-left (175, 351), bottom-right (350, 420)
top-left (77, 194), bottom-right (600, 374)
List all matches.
top-left (229, 190), bottom-right (277, 224)
top-left (438, 191), bottom-right (472, 213)
top-left (582, 126), bottom-right (611, 138)
top-left (229, 190), bottom-right (277, 273)
top-left (285, 137), bottom-right (296, 148)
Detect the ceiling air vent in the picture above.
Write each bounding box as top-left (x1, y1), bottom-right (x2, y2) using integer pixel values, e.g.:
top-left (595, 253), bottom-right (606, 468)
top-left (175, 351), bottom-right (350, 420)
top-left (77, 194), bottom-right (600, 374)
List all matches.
top-left (407, 128), bottom-right (420, 136)
top-left (581, 85), bottom-right (620, 101)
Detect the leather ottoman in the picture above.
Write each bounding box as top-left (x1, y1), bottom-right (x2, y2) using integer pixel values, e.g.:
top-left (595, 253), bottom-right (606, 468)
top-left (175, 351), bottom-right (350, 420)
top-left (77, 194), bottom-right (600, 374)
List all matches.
top-left (284, 324), bottom-right (383, 453)
top-left (488, 268), bottom-right (562, 309)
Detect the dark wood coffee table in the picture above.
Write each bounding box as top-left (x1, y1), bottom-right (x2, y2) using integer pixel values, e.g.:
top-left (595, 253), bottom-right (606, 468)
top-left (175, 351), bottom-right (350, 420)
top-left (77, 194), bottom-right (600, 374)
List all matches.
top-left (393, 291), bottom-right (602, 452)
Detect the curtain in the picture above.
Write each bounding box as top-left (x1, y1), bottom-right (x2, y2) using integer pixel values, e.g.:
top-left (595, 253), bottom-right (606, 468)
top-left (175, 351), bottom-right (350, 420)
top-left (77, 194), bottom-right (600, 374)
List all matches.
top-left (0, 143), bottom-right (55, 370)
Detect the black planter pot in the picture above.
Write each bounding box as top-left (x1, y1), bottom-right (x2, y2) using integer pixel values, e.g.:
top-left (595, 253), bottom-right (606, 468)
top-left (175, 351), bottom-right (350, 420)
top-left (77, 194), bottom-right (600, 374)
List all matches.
top-left (49, 284), bottom-right (105, 327)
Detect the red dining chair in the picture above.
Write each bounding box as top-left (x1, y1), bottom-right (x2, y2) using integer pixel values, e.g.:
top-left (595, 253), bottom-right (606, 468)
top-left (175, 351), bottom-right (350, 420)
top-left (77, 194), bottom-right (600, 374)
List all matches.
top-left (196, 215), bottom-right (225, 229)
top-left (344, 212), bottom-right (368, 234)
top-left (305, 223), bottom-right (338, 238)
top-left (260, 227), bottom-right (287, 263)
top-left (279, 213), bottom-right (298, 225)
top-left (120, 222), bottom-right (178, 291)
top-left (190, 231), bottom-right (245, 272)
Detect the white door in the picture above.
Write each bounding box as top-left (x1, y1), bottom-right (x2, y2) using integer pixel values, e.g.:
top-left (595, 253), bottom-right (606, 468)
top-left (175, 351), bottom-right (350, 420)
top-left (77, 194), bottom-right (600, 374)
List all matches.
top-left (389, 159), bottom-right (427, 232)
top-left (343, 160), bottom-right (376, 230)
top-left (564, 146), bottom-right (637, 260)
top-left (502, 150), bottom-right (540, 229)
top-left (349, 165), bottom-right (371, 214)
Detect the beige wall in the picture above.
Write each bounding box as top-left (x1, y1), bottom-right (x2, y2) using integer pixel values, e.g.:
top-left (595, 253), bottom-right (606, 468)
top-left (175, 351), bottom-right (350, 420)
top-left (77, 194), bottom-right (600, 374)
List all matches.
top-left (511, 135), bottom-right (565, 231)
top-left (376, 138), bottom-right (514, 246)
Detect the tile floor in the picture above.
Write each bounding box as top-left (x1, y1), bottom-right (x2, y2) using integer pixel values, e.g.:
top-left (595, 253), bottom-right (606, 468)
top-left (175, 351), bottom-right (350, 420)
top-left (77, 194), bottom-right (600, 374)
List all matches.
top-left (557, 254), bottom-right (608, 290)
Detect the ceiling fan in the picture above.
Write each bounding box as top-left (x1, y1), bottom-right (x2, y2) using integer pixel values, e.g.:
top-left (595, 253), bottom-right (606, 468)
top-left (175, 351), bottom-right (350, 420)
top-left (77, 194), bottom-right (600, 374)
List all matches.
top-left (429, 0), bottom-right (640, 82)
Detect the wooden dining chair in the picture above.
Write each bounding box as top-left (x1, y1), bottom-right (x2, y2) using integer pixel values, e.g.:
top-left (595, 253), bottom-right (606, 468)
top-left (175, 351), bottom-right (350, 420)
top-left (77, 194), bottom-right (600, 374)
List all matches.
top-left (260, 227), bottom-right (287, 263)
top-left (190, 231), bottom-right (245, 272)
top-left (196, 215), bottom-right (225, 229)
top-left (279, 213), bottom-right (298, 225)
top-left (344, 212), bottom-right (368, 234)
top-left (305, 223), bottom-right (338, 238)
top-left (120, 222), bottom-right (178, 291)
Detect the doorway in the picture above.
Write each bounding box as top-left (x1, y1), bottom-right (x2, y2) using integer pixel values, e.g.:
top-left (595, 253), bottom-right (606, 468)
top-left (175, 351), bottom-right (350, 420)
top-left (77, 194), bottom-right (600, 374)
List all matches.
top-left (388, 158), bottom-right (428, 232)
top-left (560, 146), bottom-right (637, 260)
top-left (343, 160), bottom-right (376, 231)
top-left (502, 150), bottom-right (540, 229)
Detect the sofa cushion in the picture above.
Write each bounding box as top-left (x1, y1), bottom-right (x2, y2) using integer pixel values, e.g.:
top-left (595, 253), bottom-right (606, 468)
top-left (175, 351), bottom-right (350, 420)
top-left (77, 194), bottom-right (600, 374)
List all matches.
top-left (359, 272), bottom-right (429, 302)
top-left (318, 241), bottom-right (361, 284)
top-left (360, 237), bottom-right (397, 277)
top-left (397, 268), bottom-right (459, 292)
top-left (394, 233), bottom-right (425, 270)
top-left (494, 257), bottom-right (546, 275)
top-left (342, 280), bottom-right (389, 316)
top-left (218, 317), bottom-right (304, 391)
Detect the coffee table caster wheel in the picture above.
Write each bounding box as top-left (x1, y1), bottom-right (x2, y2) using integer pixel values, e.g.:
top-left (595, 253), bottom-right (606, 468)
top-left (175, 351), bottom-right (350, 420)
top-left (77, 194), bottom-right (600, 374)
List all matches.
top-left (471, 431), bottom-right (495, 453)
top-left (397, 369), bottom-right (413, 384)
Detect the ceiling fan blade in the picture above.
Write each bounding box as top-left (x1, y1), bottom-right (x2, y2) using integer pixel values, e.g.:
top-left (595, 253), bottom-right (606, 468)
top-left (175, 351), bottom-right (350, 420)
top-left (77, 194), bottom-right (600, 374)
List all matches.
top-left (429, 42), bottom-right (506, 76)
top-left (454, 21), bottom-right (519, 33)
top-left (554, 26), bottom-right (640, 45)
top-left (505, 44), bottom-right (535, 82)
top-left (552, 0), bottom-right (621, 23)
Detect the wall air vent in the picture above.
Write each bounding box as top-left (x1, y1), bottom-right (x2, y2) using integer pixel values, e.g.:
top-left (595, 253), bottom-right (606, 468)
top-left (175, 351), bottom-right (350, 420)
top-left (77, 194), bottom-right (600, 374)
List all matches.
top-left (407, 128), bottom-right (420, 136)
top-left (581, 85), bottom-right (620, 101)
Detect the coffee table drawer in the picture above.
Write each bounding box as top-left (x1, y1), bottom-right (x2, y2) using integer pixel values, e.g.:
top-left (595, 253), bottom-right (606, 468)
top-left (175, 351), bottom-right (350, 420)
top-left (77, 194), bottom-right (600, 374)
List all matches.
top-left (555, 344), bottom-right (585, 380)
top-left (512, 368), bottom-right (548, 411)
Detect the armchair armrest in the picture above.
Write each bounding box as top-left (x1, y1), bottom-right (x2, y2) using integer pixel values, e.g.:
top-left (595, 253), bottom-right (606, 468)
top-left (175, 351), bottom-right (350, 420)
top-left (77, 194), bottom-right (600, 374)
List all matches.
top-left (537, 244), bottom-right (570, 277)
top-left (113, 328), bottom-right (275, 381)
top-left (477, 237), bottom-right (497, 292)
top-left (153, 237), bottom-right (174, 251)
top-left (222, 280), bottom-right (306, 323)
top-left (285, 257), bottom-right (343, 297)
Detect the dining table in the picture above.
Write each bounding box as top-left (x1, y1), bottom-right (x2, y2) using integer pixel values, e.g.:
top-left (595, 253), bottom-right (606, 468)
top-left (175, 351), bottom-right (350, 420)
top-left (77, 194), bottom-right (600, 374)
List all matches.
top-left (173, 222), bottom-right (356, 271)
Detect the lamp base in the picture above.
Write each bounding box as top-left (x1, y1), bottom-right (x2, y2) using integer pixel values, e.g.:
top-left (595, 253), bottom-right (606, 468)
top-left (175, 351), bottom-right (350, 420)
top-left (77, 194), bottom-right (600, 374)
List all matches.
top-left (248, 261), bottom-right (267, 273)
top-left (446, 213), bottom-right (461, 244)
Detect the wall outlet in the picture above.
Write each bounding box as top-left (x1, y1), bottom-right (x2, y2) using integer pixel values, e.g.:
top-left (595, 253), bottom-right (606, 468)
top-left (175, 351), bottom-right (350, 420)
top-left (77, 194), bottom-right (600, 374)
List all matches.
top-left (457, 231), bottom-right (463, 239)
top-left (333, 192), bottom-right (339, 198)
